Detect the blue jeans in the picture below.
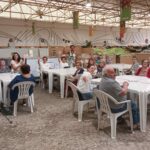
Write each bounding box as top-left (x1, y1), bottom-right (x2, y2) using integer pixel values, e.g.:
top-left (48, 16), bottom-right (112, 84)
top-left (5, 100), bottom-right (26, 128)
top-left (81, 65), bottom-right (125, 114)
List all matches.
top-left (77, 90), bottom-right (93, 101)
top-left (111, 100), bottom-right (140, 124)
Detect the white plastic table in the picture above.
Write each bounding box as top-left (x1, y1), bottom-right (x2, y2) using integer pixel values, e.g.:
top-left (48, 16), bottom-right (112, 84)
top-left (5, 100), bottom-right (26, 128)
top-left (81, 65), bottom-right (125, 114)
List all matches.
top-left (43, 68), bottom-right (76, 98)
top-left (0, 73), bottom-right (18, 106)
top-left (92, 75), bottom-right (150, 132)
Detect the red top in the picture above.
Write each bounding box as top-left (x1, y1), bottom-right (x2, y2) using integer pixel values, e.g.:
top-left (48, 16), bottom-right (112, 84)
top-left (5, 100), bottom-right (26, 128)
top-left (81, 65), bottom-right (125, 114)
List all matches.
top-left (135, 67), bottom-right (150, 78)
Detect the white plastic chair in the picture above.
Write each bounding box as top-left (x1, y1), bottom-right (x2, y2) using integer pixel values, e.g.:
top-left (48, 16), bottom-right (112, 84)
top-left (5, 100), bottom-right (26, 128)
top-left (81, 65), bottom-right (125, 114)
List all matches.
top-left (93, 89), bottom-right (133, 139)
top-left (12, 81), bottom-right (35, 116)
top-left (67, 81), bottom-right (93, 122)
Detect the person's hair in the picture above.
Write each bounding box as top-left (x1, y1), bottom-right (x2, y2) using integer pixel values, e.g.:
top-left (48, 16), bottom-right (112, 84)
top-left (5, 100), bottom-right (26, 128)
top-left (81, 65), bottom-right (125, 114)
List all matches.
top-left (20, 64), bottom-right (30, 74)
top-left (141, 59), bottom-right (149, 66)
top-left (70, 45), bottom-right (75, 49)
top-left (100, 59), bottom-right (106, 64)
top-left (0, 59), bottom-right (5, 63)
top-left (102, 65), bottom-right (113, 76)
top-left (87, 64), bottom-right (94, 69)
top-left (88, 58), bottom-right (95, 66)
top-left (12, 52), bottom-right (21, 62)
top-left (61, 55), bottom-right (66, 60)
top-left (75, 61), bottom-right (82, 66)
top-left (42, 56), bottom-right (48, 61)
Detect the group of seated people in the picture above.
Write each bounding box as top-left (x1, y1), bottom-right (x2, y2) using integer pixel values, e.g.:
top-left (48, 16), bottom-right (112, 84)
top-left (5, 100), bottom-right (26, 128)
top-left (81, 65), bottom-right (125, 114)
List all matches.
top-left (1, 51), bottom-right (150, 130)
top-left (124, 56), bottom-right (150, 78)
top-left (66, 56), bottom-right (148, 130)
top-left (0, 52), bottom-right (26, 73)
top-left (0, 52), bottom-right (35, 106)
top-left (71, 64), bottom-right (140, 129)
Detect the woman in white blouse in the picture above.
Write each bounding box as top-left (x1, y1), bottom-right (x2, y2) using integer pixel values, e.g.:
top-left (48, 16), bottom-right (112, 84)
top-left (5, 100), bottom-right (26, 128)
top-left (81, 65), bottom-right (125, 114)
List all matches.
top-left (59, 55), bottom-right (69, 68)
top-left (10, 52), bottom-right (25, 73)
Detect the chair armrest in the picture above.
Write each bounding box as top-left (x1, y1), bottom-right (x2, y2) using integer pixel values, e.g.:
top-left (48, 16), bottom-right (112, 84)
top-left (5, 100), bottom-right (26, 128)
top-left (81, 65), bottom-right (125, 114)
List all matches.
top-left (118, 100), bottom-right (131, 104)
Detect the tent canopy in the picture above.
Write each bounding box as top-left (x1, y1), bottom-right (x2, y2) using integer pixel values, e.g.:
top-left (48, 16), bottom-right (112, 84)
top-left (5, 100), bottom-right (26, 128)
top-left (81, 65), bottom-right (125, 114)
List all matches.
top-left (0, 0), bottom-right (150, 28)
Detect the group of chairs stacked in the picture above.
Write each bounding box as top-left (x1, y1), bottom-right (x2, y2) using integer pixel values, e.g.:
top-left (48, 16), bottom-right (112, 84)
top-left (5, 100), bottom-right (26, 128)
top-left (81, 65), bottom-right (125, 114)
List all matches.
top-left (66, 80), bottom-right (133, 139)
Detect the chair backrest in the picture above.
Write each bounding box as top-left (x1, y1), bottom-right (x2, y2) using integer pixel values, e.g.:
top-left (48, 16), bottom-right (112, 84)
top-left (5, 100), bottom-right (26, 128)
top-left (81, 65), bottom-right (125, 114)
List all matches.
top-left (67, 81), bottom-right (80, 101)
top-left (12, 81), bottom-right (35, 99)
top-left (93, 89), bottom-right (120, 115)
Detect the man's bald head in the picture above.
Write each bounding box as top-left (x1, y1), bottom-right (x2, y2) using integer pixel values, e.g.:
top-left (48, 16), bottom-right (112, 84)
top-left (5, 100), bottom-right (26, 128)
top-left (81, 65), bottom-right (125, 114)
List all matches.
top-left (103, 65), bottom-right (116, 79)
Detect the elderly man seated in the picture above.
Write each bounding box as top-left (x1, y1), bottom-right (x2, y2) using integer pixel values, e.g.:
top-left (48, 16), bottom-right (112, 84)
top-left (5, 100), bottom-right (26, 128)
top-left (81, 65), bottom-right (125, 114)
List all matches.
top-left (0, 59), bottom-right (10, 73)
top-left (98, 65), bottom-right (140, 129)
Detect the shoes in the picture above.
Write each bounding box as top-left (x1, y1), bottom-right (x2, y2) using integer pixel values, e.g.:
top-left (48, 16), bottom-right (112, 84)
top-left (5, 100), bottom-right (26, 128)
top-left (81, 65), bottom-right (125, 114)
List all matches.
top-left (126, 124), bottom-right (140, 131)
top-left (22, 99), bottom-right (27, 106)
top-left (133, 124), bottom-right (140, 130)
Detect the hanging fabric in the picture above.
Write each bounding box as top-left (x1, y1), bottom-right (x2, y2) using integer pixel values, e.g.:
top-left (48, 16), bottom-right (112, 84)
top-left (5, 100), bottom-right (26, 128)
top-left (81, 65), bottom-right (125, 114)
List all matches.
top-left (89, 25), bottom-right (94, 36)
top-left (73, 11), bottom-right (79, 29)
top-left (120, 0), bottom-right (131, 21)
top-left (120, 21), bottom-right (126, 39)
top-left (32, 22), bottom-right (35, 35)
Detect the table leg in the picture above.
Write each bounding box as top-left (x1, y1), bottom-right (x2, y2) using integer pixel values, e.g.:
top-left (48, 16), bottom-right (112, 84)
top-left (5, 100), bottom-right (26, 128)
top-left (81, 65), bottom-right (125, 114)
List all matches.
top-left (142, 92), bottom-right (148, 132)
top-left (3, 82), bottom-right (9, 107)
top-left (48, 72), bottom-right (53, 93)
top-left (60, 75), bottom-right (65, 98)
top-left (139, 92), bottom-right (147, 132)
top-left (65, 80), bottom-right (68, 98)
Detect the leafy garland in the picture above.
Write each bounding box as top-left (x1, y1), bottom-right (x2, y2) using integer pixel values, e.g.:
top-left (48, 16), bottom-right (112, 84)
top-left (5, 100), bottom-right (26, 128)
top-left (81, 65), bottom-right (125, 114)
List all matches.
top-left (93, 47), bottom-right (128, 56)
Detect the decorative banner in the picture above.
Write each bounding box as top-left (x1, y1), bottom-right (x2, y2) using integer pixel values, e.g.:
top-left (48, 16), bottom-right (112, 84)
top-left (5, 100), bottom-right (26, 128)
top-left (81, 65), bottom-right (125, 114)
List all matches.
top-left (120, 0), bottom-right (131, 21)
top-left (32, 22), bottom-right (35, 35)
top-left (89, 25), bottom-right (94, 36)
top-left (120, 21), bottom-right (126, 39)
top-left (73, 11), bottom-right (79, 29)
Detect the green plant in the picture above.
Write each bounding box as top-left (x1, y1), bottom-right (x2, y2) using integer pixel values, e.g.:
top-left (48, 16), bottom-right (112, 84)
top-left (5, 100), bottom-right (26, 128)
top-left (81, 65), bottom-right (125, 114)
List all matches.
top-left (93, 48), bottom-right (104, 55)
top-left (104, 47), bottom-right (127, 56)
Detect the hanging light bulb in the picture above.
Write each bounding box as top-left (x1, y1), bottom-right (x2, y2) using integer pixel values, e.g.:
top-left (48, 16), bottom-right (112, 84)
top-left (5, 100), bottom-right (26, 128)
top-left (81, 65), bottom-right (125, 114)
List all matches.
top-left (86, 0), bottom-right (92, 8)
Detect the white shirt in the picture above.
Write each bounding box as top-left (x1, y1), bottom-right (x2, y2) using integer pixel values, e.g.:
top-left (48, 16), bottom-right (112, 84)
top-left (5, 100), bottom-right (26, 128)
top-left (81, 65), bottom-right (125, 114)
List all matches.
top-left (77, 71), bottom-right (92, 93)
top-left (60, 62), bottom-right (69, 68)
top-left (40, 62), bottom-right (50, 71)
top-left (10, 60), bottom-right (22, 72)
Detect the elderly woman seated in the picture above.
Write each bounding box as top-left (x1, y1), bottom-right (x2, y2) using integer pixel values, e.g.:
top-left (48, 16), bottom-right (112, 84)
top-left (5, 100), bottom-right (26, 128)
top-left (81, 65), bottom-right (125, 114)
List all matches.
top-left (135, 59), bottom-right (150, 78)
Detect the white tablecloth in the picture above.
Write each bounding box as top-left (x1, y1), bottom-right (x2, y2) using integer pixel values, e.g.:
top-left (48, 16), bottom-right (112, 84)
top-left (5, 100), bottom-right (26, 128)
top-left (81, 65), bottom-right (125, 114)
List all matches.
top-left (92, 75), bottom-right (150, 132)
top-left (43, 67), bottom-right (76, 98)
top-left (0, 73), bottom-right (18, 106)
